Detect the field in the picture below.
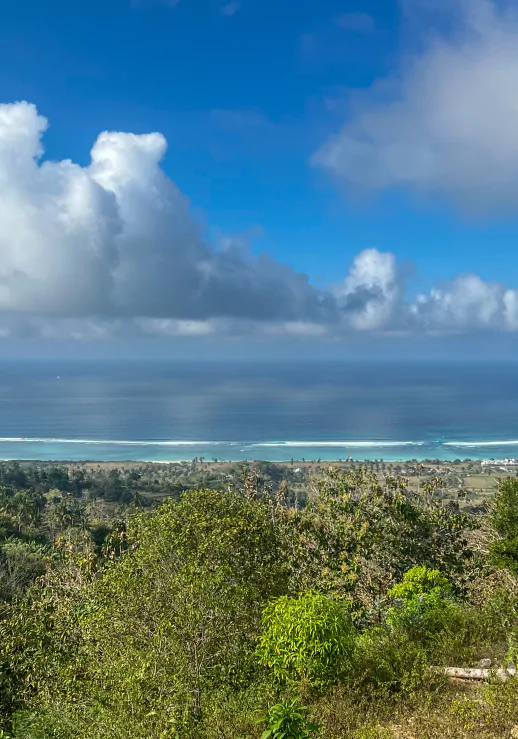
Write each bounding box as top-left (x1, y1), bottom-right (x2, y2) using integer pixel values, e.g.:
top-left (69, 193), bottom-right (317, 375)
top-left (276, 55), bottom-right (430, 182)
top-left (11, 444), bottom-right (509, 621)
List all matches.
top-left (58, 457), bottom-right (516, 513)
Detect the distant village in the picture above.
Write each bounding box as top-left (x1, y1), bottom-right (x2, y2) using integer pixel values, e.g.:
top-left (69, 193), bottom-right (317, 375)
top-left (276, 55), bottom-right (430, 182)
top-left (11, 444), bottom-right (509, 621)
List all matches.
top-left (481, 458), bottom-right (518, 467)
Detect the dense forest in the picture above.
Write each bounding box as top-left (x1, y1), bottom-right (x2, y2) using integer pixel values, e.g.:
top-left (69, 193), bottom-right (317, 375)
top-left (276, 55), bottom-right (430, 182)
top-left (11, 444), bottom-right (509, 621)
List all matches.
top-left (0, 461), bottom-right (518, 737)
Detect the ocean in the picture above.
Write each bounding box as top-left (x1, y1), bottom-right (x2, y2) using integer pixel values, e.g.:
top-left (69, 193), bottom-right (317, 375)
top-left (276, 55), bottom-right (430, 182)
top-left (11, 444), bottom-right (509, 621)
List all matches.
top-left (0, 360), bottom-right (517, 463)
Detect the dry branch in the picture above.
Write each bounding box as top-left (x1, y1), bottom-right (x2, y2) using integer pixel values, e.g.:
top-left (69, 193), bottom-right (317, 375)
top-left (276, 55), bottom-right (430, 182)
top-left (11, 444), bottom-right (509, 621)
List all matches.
top-left (439, 666), bottom-right (516, 682)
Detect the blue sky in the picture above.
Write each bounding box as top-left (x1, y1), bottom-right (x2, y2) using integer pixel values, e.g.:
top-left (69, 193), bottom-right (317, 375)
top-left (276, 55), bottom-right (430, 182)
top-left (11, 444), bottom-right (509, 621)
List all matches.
top-left (1, 0), bottom-right (518, 357)
top-left (0, 0), bottom-right (401, 281)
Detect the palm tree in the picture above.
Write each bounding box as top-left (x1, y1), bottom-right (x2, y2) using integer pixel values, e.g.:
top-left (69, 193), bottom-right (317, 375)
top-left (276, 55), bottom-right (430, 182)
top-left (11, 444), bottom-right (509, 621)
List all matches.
top-left (130, 490), bottom-right (146, 508)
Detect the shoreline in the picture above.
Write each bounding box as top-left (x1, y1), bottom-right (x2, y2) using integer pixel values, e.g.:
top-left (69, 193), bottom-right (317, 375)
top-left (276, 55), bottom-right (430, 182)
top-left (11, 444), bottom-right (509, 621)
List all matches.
top-left (0, 440), bottom-right (518, 466)
top-left (0, 453), bottom-right (516, 465)
top-left (2, 457), bottom-right (515, 469)
top-left (0, 451), bottom-right (433, 464)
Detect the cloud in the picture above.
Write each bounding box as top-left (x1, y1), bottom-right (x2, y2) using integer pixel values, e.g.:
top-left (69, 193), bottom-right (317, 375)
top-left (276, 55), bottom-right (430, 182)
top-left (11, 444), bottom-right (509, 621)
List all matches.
top-left (313, 0), bottom-right (518, 214)
top-left (411, 274), bottom-right (518, 332)
top-left (0, 101), bottom-right (329, 325)
top-left (334, 12), bottom-right (375, 33)
top-left (2, 101), bottom-right (518, 341)
top-left (332, 250), bottom-right (401, 331)
top-left (220, 1), bottom-right (241, 16)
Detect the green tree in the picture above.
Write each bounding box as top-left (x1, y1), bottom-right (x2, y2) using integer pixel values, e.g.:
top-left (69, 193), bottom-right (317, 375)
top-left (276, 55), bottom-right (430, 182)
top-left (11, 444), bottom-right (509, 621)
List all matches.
top-left (258, 591), bottom-right (355, 687)
top-left (386, 566), bottom-right (456, 641)
top-left (490, 477), bottom-right (518, 576)
top-left (287, 469), bottom-right (474, 618)
top-left (0, 539), bottom-right (48, 601)
top-left (2, 489), bottom-right (289, 737)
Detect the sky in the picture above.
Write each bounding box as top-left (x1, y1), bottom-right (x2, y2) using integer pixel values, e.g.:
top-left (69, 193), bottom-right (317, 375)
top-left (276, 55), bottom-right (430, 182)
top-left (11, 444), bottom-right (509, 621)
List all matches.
top-left (1, 0), bottom-right (518, 358)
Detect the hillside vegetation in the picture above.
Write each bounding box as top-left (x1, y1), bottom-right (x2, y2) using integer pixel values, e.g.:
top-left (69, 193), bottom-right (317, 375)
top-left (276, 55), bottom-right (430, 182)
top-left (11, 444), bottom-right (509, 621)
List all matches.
top-left (0, 462), bottom-right (517, 737)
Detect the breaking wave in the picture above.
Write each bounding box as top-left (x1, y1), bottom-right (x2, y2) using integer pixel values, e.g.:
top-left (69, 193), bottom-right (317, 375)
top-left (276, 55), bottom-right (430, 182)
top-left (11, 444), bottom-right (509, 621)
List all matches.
top-left (249, 441), bottom-right (424, 448)
top-left (443, 441), bottom-right (518, 448)
top-left (0, 438), bottom-right (516, 461)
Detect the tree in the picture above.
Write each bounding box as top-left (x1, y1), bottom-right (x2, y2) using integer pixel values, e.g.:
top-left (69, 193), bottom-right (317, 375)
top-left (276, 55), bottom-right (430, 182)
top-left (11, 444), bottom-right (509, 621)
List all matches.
top-left (0, 539), bottom-right (48, 601)
top-left (258, 591), bottom-right (355, 686)
top-left (44, 494), bottom-right (87, 539)
top-left (285, 469), bottom-right (474, 618)
top-left (2, 489), bottom-right (290, 737)
top-left (490, 477), bottom-right (518, 576)
top-left (386, 566), bottom-right (456, 641)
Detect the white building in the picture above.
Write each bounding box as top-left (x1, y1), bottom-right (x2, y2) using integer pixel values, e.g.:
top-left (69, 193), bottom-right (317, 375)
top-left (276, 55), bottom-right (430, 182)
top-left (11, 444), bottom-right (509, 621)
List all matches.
top-left (481, 458), bottom-right (518, 467)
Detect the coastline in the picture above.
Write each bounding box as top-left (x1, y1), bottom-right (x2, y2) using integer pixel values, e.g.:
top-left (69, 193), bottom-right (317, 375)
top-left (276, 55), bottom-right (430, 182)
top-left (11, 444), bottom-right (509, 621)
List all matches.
top-left (2, 457), bottom-right (511, 511)
top-left (2, 457), bottom-right (517, 473)
top-left (0, 437), bottom-right (517, 463)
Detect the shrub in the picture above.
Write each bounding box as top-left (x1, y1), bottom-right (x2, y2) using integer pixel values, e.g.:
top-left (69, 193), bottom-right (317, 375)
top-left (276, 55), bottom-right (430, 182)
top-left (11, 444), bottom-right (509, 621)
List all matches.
top-left (1, 490), bottom-right (290, 736)
top-left (258, 591), bottom-right (355, 687)
top-left (388, 566), bottom-right (450, 600)
top-left (386, 566), bottom-right (456, 641)
top-left (350, 627), bottom-right (431, 699)
top-left (429, 597), bottom-right (511, 667)
top-left (490, 478), bottom-right (518, 576)
top-left (257, 699), bottom-right (320, 739)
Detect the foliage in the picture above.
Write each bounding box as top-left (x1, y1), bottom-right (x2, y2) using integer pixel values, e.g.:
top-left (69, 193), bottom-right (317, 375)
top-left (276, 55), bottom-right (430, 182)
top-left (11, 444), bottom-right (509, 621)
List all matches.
top-left (350, 627), bottom-right (431, 699)
top-left (287, 469), bottom-right (475, 621)
top-left (1, 489), bottom-right (289, 736)
top-left (386, 566), bottom-right (457, 641)
top-left (257, 699), bottom-right (320, 739)
top-left (0, 539), bottom-right (48, 601)
top-left (258, 591), bottom-right (355, 687)
top-left (490, 477), bottom-right (518, 575)
top-left (0, 462), bottom-right (514, 738)
top-left (388, 566), bottom-right (451, 600)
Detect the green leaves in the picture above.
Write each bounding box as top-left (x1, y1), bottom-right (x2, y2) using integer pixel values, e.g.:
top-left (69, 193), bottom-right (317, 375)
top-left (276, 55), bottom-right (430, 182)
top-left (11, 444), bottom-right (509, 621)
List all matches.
top-left (388, 566), bottom-right (451, 601)
top-left (490, 478), bottom-right (518, 575)
top-left (1, 488), bottom-right (291, 736)
top-left (0, 468), bottom-right (489, 736)
top-left (386, 566), bottom-right (457, 642)
top-left (257, 699), bottom-right (320, 739)
top-left (258, 591), bottom-right (355, 687)
top-left (288, 468), bottom-right (474, 616)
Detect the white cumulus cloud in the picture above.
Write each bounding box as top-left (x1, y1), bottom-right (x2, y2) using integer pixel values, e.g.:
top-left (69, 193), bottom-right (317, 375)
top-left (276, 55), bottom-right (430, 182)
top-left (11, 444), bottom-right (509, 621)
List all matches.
top-left (333, 249), bottom-right (401, 331)
top-left (0, 101), bottom-right (329, 325)
top-left (411, 274), bottom-right (518, 332)
top-left (1, 101), bottom-right (518, 340)
top-left (313, 0), bottom-right (518, 214)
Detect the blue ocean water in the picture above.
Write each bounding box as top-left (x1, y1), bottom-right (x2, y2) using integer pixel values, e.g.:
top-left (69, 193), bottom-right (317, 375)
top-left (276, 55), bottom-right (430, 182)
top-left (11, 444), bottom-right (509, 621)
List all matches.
top-left (0, 360), bottom-right (517, 462)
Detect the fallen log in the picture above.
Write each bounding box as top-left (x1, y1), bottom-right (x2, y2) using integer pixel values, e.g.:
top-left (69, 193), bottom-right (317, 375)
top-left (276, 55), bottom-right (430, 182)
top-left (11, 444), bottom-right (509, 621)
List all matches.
top-left (440, 666), bottom-right (516, 682)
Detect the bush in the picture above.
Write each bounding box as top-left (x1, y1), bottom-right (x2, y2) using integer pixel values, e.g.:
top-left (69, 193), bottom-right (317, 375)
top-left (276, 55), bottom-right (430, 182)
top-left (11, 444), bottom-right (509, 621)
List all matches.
top-left (350, 627), bottom-right (431, 699)
top-left (490, 478), bottom-right (518, 575)
top-left (386, 566), bottom-right (456, 642)
top-left (257, 699), bottom-right (320, 739)
top-left (258, 591), bottom-right (355, 687)
top-left (429, 597), bottom-right (511, 667)
top-left (388, 566), bottom-right (451, 600)
top-left (1, 490), bottom-right (290, 737)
